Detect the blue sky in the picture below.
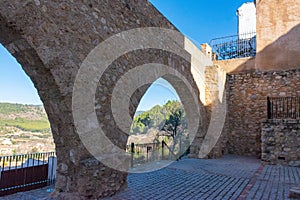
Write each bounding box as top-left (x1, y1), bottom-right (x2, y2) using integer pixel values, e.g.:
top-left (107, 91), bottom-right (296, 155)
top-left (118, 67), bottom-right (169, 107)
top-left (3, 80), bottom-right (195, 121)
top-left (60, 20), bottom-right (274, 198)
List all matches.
top-left (0, 0), bottom-right (251, 109)
top-left (136, 78), bottom-right (180, 111)
top-left (0, 46), bottom-right (42, 105)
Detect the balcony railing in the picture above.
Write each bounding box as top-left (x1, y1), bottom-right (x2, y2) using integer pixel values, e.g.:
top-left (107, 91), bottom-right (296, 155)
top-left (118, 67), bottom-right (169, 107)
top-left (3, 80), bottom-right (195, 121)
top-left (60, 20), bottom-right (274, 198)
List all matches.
top-left (267, 96), bottom-right (300, 119)
top-left (126, 139), bottom-right (189, 168)
top-left (210, 32), bottom-right (256, 60)
top-left (0, 152), bottom-right (56, 197)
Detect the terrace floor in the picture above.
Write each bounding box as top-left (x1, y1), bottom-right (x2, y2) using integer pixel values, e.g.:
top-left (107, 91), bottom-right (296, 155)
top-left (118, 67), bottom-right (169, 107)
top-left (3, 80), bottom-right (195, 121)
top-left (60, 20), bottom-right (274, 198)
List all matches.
top-left (2, 155), bottom-right (300, 200)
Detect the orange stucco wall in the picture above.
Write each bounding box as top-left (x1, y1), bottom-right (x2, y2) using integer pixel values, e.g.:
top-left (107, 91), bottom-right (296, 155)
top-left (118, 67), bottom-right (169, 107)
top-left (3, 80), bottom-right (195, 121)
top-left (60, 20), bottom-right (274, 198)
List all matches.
top-left (255, 0), bottom-right (300, 71)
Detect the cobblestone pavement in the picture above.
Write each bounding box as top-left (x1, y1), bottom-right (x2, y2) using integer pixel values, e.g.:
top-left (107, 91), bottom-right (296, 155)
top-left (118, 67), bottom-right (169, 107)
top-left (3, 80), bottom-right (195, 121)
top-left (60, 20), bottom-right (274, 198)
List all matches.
top-left (2, 155), bottom-right (300, 200)
top-left (0, 186), bottom-right (54, 200)
top-left (245, 165), bottom-right (300, 200)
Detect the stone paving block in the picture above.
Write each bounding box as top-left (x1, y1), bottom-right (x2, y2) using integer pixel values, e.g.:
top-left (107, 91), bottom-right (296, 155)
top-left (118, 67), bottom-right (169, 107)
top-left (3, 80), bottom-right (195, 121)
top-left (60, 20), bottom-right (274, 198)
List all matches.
top-left (2, 155), bottom-right (300, 200)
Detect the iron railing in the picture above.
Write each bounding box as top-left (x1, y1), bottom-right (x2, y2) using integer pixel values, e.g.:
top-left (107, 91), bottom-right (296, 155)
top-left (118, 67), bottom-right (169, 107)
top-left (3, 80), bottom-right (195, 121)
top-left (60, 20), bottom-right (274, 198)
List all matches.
top-left (127, 142), bottom-right (161, 167)
top-left (210, 32), bottom-right (256, 60)
top-left (267, 97), bottom-right (300, 119)
top-left (0, 152), bottom-right (56, 196)
top-left (126, 140), bottom-right (188, 168)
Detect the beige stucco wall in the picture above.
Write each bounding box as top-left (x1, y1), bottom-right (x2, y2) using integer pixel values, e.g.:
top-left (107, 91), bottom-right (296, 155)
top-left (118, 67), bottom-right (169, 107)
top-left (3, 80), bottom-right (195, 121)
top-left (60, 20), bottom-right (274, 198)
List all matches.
top-left (214, 57), bottom-right (256, 73)
top-left (256, 0), bottom-right (300, 71)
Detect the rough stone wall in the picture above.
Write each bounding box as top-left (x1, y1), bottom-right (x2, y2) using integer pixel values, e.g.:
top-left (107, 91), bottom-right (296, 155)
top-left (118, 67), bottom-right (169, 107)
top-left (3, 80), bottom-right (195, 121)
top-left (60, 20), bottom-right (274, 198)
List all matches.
top-left (0, 1), bottom-right (212, 198)
top-left (219, 0), bottom-right (300, 158)
top-left (262, 119), bottom-right (300, 166)
top-left (227, 68), bottom-right (300, 157)
top-left (256, 0), bottom-right (300, 71)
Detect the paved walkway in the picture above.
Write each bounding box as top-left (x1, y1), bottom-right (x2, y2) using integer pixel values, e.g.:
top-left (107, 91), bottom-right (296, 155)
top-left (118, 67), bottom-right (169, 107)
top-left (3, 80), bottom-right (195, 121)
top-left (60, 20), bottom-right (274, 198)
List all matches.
top-left (2, 155), bottom-right (300, 200)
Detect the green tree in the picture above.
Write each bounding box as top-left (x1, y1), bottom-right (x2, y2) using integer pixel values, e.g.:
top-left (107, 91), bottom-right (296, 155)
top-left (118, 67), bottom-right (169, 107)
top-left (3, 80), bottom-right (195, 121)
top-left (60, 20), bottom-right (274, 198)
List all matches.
top-left (162, 100), bottom-right (186, 139)
top-left (130, 100), bottom-right (187, 136)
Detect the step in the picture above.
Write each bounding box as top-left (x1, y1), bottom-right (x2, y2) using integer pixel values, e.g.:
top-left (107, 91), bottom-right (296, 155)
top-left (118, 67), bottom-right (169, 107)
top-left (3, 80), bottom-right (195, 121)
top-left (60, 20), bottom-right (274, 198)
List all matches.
top-left (289, 187), bottom-right (300, 199)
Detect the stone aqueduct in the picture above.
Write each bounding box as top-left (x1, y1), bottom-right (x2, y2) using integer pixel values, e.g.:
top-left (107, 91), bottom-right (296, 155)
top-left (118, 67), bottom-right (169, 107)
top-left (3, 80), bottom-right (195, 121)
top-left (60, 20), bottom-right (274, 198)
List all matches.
top-left (0, 0), bottom-right (299, 199)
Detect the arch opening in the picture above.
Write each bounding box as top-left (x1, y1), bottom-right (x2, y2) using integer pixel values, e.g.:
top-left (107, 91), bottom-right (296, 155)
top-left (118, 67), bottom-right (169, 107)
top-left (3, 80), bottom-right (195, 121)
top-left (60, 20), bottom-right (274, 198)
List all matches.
top-left (0, 13), bottom-right (62, 195)
top-left (127, 78), bottom-right (191, 171)
top-left (0, 43), bottom-right (58, 196)
top-left (0, 44), bottom-right (55, 155)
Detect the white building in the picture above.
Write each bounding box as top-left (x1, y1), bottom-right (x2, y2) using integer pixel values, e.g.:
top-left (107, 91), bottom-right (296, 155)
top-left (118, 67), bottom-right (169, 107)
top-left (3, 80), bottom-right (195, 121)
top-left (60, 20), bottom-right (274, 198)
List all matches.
top-left (236, 2), bottom-right (256, 39)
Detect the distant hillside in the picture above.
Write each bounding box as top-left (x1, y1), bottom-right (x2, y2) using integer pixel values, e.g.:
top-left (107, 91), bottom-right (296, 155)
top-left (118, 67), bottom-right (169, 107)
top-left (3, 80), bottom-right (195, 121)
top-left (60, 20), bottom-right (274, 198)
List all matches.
top-left (0, 103), bottom-right (50, 132)
top-left (0, 102), bottom-right (54, 155)
top-left (134, 110), bottom-right (145, 117)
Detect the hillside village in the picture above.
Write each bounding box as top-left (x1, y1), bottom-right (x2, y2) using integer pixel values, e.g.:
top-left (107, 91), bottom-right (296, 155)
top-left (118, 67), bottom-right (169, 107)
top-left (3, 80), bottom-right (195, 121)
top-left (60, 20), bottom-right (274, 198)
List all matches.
top-left (0, 103), bottom-right (55, 155)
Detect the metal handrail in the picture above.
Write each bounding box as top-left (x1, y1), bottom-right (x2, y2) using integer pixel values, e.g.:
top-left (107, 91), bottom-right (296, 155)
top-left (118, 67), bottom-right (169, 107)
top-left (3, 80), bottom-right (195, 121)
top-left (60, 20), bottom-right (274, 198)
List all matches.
top-left (210, 32), bottom-right (256, 60)
top-left (0, 152), bottom-right (56, 196)
top-left (267, 96), bottom-right (300, 119)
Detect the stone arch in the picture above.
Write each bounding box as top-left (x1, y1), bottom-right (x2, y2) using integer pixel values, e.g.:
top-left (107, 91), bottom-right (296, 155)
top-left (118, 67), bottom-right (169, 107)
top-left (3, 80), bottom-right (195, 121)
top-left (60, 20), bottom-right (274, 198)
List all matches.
top-left (0, 9), bottom-right (80, 199)
top-left (126, 76), bottom-right (199, 169)
top-left (133, 73), bottom-right (205, 151)
top-left (0, 13), bottom-right (64, 161)
top-left (0, 1), bottom-right (212, 199)
top-left (0, 7), bottom-right (79, 197)
top-left (0, 5), bottom-right (93, 198)
top-left (110, 63), bottom-right (204, 144)
top-left (73, 46), bottom-right (206, 172)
